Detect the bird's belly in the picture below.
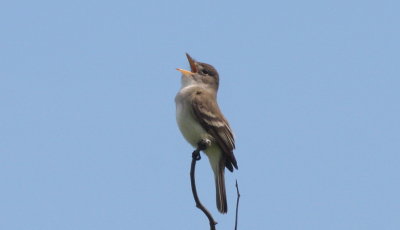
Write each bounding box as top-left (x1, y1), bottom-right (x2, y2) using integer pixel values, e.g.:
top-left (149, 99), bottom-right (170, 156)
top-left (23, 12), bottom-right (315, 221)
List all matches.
top-left (176, 102), bottom-right (208, 147)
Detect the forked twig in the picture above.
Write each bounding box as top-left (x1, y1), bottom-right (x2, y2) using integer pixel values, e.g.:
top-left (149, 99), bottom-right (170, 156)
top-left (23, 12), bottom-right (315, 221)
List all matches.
top-left (234, 180), bottom-right (241, 230)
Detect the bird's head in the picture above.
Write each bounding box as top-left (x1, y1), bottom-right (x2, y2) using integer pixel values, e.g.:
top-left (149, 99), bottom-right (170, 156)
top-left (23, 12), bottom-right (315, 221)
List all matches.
top-left (177, 53), bottom-right (219, 91)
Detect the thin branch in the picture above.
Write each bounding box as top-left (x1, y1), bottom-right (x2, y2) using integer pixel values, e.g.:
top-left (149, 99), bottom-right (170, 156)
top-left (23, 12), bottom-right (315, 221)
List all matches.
top-left (190, 144), bottom-right (217, 230)
top-left (234, 180), bottom-right (240, 230)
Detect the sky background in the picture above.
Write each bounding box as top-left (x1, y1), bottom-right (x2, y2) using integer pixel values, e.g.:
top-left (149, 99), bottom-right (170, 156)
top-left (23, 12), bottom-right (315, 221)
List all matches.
top-left (1, 0), bottom-right (399, 229)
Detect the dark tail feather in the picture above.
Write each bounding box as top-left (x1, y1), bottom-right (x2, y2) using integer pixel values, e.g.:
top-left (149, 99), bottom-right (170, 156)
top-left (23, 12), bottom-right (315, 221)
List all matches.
top-left (215, 163), bottom-right (228, 214)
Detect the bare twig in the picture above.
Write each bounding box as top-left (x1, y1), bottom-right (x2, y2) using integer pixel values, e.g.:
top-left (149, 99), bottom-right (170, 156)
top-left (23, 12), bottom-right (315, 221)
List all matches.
top-left (190, 144), bottom-right (217, 230)
top-left (234, 180), bottom-right (240, 230)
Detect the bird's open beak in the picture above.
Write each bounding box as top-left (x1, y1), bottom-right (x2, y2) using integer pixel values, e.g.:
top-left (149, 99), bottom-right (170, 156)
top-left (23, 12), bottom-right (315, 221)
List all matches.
top-left (176, 53), bottom-right (197, 75)
top-left (176, 68), bottom-right (192, 75)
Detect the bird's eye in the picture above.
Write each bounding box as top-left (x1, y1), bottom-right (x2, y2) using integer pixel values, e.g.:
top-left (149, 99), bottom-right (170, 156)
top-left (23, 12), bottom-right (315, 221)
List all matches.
top-left (201, 70), bottom-right (209, 75)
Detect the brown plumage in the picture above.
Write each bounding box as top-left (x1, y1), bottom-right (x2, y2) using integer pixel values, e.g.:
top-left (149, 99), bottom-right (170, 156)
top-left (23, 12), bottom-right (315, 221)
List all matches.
top-left (175, 54), bottom-right (238, 213)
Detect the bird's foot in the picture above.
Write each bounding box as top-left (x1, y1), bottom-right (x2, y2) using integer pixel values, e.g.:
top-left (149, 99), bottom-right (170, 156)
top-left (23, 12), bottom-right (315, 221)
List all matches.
top-left (192, 139), bottom-right (210, 161)
top-left (192, 150), bottom-right (201, 161)
top-left (197, 139), bottom-right (211, 151)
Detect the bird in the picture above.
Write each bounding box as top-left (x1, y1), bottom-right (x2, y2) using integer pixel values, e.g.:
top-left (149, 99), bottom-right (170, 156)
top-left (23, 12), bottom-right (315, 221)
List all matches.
top-left (175, 53), bottom-right (238, 214)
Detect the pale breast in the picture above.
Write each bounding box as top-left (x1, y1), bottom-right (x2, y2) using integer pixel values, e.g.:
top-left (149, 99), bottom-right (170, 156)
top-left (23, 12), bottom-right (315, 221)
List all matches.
top-left (175, 89), bottom-right (209, 147)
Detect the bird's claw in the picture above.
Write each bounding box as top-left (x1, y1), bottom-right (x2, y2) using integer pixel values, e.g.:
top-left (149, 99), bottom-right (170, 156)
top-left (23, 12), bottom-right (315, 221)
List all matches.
top-left (192, 151), bottom-right (201, 161)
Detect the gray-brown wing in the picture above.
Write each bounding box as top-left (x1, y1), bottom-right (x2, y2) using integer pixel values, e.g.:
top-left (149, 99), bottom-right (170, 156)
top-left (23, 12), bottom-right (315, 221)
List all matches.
top-left (191, 91), bottom-right (238, 171)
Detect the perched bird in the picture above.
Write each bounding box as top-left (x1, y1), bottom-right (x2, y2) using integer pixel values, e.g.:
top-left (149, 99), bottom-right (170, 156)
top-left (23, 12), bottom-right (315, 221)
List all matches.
top-left (175, 53), bottom-right (238, 214)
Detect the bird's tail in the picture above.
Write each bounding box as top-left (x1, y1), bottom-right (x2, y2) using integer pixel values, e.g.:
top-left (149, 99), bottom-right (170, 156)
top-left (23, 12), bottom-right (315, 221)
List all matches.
top-left (207, 148), bottom-right (228, 213)
top-left (214, 162), bottom-right (227, 214)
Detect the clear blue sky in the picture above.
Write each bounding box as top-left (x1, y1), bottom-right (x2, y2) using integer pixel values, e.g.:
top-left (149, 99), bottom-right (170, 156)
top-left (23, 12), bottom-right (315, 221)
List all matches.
top-left (1, 0), bottom-right (399, 229)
